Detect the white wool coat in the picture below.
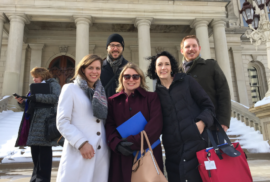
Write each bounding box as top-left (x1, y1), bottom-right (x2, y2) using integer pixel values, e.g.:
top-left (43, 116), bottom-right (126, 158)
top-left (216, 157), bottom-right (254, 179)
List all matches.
top-left (56, 81), bottom-right (109, 182)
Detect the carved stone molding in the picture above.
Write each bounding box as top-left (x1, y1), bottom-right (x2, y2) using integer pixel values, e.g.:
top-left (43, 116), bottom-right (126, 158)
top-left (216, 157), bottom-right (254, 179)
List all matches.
top-left (59, 45), bottom-right (68, 54)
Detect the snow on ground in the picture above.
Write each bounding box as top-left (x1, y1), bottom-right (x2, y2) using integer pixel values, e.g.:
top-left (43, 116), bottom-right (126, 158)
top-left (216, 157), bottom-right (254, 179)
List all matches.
top-left (227, 117), bottom-right (270, 153)
top-left (0, 110), bottom-right (62, 163)
top-left (254, 96), bottom-right (270, 107)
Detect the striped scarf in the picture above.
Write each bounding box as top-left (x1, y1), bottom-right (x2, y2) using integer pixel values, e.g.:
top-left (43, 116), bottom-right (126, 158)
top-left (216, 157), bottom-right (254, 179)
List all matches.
top-left (76, 76), bottom-right (108, 121)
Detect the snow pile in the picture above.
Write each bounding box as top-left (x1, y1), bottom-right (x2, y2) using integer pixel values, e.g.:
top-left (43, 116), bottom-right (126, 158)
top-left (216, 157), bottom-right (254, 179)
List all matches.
top-left (254, 96), bottom-right (270, 107)
top-left (227, 117), bottom-right (270, 153)
top-left (0, 110), bottom-right (63, 163)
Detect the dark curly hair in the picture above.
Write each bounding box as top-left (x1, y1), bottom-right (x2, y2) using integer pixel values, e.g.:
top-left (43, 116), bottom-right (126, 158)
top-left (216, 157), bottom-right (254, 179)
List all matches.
top-left (146, 51), bottom-right (179, 80)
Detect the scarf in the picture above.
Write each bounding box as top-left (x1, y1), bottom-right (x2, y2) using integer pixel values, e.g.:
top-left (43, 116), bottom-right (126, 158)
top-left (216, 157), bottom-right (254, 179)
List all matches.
top-left (182, 56), bottom-right (200, 73)
top-left (107, 54), bottom-right (123, 73)
top-left (75, 76), bottom-right (108, 121)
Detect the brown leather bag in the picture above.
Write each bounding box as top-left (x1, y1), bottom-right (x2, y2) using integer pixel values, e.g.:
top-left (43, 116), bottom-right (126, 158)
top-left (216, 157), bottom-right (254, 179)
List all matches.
top-left (131, 130), bottom-right (168, 182)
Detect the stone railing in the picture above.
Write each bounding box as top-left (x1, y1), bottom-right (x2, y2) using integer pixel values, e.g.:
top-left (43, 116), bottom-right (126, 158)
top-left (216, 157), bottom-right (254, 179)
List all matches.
top-left (231, 100), bottom-right (262, 134)
top-left (0, 95), bottom-right (12, 112)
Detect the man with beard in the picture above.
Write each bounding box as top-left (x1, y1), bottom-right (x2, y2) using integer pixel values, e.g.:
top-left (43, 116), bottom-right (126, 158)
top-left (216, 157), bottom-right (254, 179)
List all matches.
top-left (179, 35), bottom-right (231, 140)
top-left (101, 34), bottom-right (129, 97)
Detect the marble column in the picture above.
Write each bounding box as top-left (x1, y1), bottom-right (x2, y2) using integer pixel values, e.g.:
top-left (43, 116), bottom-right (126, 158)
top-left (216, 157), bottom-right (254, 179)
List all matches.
top-left (135, 17), bottom-right (153, 91)
top-left (74, 16), bottom-right (92, 65)
top-left (2, 14), bottom-right (30, 96)
top-left (29, 44), bottom-right (44, 84)
top-left (190, 19), bottom-right (212, 59)
top-left (211, 19), bottom-right (234, 99)
top-left (230, 46), bottom-right (249, 106)
top-left (18, 44), bottom-right (28, 95)
top-left (0, 13), bottom-right (7, 58)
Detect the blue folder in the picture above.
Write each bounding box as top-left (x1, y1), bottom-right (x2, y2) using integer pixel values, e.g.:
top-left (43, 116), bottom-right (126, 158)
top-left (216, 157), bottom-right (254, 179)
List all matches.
top-left (116, 111), bottom-right (161, 159)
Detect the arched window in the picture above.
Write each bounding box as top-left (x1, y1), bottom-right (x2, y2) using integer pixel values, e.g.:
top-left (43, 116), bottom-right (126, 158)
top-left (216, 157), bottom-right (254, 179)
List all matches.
top-left (248, 61), bottom-right (268, 104)
top-left (248, 66), bottom-right (261, 104)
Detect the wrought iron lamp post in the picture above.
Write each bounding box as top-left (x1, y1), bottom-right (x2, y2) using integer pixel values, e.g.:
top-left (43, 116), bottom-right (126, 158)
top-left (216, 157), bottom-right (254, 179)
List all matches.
top-left (240, 0), bottom-right (270, 98)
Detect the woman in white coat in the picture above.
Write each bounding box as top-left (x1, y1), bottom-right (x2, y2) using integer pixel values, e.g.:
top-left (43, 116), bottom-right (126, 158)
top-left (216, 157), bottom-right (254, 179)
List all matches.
top-left (56, 54), bottom-right (110, 182)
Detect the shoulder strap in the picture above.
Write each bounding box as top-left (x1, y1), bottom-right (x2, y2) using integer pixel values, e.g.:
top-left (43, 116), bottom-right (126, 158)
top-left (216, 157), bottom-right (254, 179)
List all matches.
top-left (104, 67), bottom-right (121, 90)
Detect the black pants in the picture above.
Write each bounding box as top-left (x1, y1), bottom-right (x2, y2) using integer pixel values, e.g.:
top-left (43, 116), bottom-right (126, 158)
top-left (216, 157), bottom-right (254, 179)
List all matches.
top-left (30, 146), bottom-right (52, 182)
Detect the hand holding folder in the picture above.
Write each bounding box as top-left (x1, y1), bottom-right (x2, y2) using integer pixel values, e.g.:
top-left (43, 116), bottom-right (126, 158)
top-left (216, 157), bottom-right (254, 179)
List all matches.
top-left (116, 111), bottom-right (161, 158)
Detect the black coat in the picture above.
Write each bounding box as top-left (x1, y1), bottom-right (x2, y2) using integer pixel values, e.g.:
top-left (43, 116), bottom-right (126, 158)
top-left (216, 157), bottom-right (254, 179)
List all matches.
top-left (156, 73), bottom-right (215, 182)
top-left (100, 58), bottom-right (129, 98)
top-left (180, 58), bottom-right (231, 128)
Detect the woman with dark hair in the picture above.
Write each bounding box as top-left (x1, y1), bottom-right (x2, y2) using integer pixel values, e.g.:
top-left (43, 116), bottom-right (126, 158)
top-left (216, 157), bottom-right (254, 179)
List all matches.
top-left (56, 54), bottom-right (109, 182)
top-left (14, 67), bottom-right (61, 182)
top-left (147, 51), bottom-right (215, 182)
top-left (105, 63), bottom-right (163, 182)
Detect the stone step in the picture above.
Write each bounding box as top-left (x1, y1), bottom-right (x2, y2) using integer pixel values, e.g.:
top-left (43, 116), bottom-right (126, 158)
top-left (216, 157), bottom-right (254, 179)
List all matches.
top-left (246, 153), bottom-right (270, 160)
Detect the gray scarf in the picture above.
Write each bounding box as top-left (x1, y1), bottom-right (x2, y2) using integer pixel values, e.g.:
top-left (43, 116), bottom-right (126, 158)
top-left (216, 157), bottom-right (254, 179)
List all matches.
top-left (75, 76), bottom-right (108, 121)
top-left (107, 54), bottom-right (123, 73)
top-left (182, 56), bottom-right (200, 73)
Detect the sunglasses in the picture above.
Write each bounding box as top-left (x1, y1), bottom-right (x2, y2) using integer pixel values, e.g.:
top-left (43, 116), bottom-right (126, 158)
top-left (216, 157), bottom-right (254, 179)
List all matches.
top-left (123, 74), bottom-right (140, 80)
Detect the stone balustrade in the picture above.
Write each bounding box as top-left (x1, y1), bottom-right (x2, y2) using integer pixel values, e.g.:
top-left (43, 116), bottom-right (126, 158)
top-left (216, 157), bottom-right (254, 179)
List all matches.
top-left (231, 100), bottom-right (262, 133)
top-left (0, 95), bottom-right (12, 112)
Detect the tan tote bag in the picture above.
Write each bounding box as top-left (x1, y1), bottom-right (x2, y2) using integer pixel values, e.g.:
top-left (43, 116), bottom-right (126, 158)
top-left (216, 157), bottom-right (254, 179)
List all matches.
top-left (131, 130), bottom-right (168, 182)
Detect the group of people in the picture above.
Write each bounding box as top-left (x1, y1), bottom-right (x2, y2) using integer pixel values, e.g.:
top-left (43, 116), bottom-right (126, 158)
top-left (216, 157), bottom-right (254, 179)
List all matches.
top-left (14, 33), bottom-right (231, 182)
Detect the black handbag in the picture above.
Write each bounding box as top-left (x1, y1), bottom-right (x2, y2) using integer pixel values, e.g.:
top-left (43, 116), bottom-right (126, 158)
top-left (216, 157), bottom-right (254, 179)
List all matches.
top-left (44, 108), bottom-right (62, 141)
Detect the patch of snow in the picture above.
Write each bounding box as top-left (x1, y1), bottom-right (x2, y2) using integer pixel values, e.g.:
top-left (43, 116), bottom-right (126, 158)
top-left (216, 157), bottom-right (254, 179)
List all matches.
top-left (227, 117), bottom-right (270, 153)
top-left (254, 96), bottom-right (270, 107)
top-left (231, 100), bottom-right (249, 109)
top-left (0, 110), bottom-right (63, 163)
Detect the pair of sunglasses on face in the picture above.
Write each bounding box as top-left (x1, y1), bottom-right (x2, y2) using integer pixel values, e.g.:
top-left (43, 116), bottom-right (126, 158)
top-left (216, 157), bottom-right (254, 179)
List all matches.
top-left (123, 74), bottom-right (140, 80)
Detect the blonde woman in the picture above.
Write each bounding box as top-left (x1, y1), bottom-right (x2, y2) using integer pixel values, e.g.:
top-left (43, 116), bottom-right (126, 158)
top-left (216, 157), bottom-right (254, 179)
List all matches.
top-left (56, 54), bottom-right (109, 182)
top-left (14, 67), bottom-right (61, 182)
top-left (105, 63), bottom-right (163, 182)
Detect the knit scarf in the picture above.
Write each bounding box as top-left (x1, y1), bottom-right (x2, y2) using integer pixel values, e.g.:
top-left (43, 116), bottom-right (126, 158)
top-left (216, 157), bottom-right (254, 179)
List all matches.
top-left (182, 56), bottom-right (200, 72)
top-left (75, 76), bottom-right (108, 121)
top-left (107, 54), bottom-right (123, 73)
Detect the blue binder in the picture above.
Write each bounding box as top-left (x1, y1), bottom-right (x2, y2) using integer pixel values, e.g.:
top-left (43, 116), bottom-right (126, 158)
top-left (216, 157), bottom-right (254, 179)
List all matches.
top-left (116, 111), bottom-right (161, 158)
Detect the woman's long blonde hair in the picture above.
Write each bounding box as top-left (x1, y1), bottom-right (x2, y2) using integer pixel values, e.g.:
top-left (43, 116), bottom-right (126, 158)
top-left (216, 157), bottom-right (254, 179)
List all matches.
top-left (116, 63), bottom-right (149, 93)
top-left (72, 54), bottom-right (103, 81)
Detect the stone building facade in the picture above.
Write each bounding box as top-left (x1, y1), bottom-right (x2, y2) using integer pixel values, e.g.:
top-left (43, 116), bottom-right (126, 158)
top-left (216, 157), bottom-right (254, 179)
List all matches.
top-left (0, 0), bottom-right (269, 108)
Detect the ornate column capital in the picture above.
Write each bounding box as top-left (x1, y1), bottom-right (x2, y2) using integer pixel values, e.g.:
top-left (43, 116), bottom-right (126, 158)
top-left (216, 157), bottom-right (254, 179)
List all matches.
top-left (29, 44), bottom-right (45, 50)
top-left (134, 17), bottom-right (153, 27)
top-left (211, 19), bottom-right (227, 28)
top-left (5, 13), bottom-right (30, 24)
top-left (190, 19), bottom-right (212, 29)
top-left (73, 15), bottom-right (92, 26)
